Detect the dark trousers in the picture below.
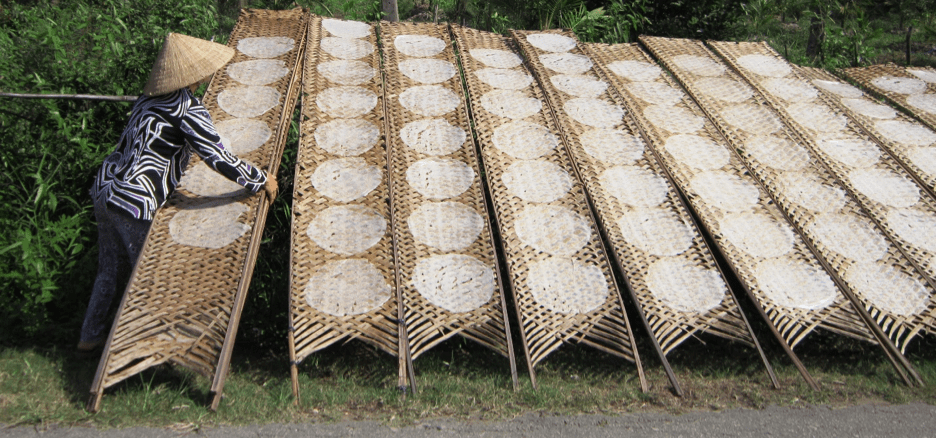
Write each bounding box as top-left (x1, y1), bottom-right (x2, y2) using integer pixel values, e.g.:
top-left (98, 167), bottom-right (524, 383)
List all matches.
top-left (79, 198), bottom-right (151, 344)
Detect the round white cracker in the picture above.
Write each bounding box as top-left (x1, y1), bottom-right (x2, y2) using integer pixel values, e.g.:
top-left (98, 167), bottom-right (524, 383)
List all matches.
top-left (316, 86), bottom-right (377, 118)
top-left (412, 254), bottom-right (495, 313)
top-left (600, 166), bottom-right (669, 208)
top-left (847, 167), bottom-right (920, 208)
top-left (720, 104), bottom-right (784, 135)
top-left (314, 118), bottom-right (380, 157)
top-left (907, 147), bottom-right (936, 176)
top-left (564, 97), bottom-right (624, 129)
top-left (816, 136), bottom-right (881, 168)
top-left (907, 94), bottom-right (936, 115)
top-left (321, 18), bottom-right (371, 39)
top-left (406, 157), bottom-right (475, 199)
top-left (321, 36), bottom-right (374, 60)
top-left (527, 257), bottom-right (608, 315)
top-left (394, 34), bottom-right (446, 57)
top-left (311, 157), bottom-right (382, 202)
top-left (400, 118), bottom-right (466, 155)
top-left (671, 55), bottom-right (725, 77)
top-left (492, 120), bottom-right (559, 159)
top-left (469, 48), bottom-right (522, 68)
top-left (840, 98), bottom-right (896, 119)
top-left (776, 171), bottom-right (846, 213)
top-left (755, 258), bottom-right (837, 310)
top-left (177, 162), bottom-right (249, 198)
top-left (644, 104), bottom-right (704, 134)
top-left (873, 120), bottom-right (936, 146)
top-left (762, 77), bottom-right (819, 102)
top-left (689, 171), bottom-right (760, 212)
top-left (646, 257), bottom-right (726, 313)
top-left (693, 77), bottom-right (753, 103)
top-left (886, 207), bottom-right (936, 253)
top-left (812, 79), bottom-right (864, 98)
top-left (539, 53), bottom-right (593, 75)
top-left (317, 60), bottom-right (376, 85)
top-left (476, 68), bottom-right (534, 90)
top-left (844, 262), bottom-right (929, 316)
top-left (551, 74), bottom-right (607, 98)
top-left (871, 75), bottom-right (927, 95)
top-left (736, 54), bottom-right (791, 77)
top-left (217, 86), bottom-right (281, 118)
top-left (907, 68), bottom-right (936, 83)
top-left (579, 128), bottom-right (645, 165)
top-left (515, 204), bottom-right (591, 256)
top-left (407, 201), bottom-right (484, 251)
top-left (236, 37), bottom-right (295, 58)
top-left (480, 89), bottom-right (542, 119)
top-left (169, 200), bottom-right (250, 249)
top-left (616, 207), bottom-right (695, 256)
top-left (663, 134), bottom-right (730, 170)
top-left (502, 160), bottom-right (572, 203)
top-left (606, 60), bottom-right (661, 82)
top-left (305, 259), bottom-right (390, 316)
top-left (399, 85), bottom-right (460, 116)
top-left (227, 59), bottom-right (289, 86)
top-left (306, 205), bottom-right (386, 256)
top-left (625, 81), bottom-right (684, 106)
top-left (744, 135), bottom-right (812, 171)
top-left (785, 102), bottom-right (847, 133)
top-left (398, 58), bottom-right (457, 84)
top-left (526, 33), bottom-right (577, 52)
top-left (806, 213), bottom-right (889, 263)
top-left (719, 212), bottom-right (795, 258)
top-left (216, 118), bottom-right (272, 155)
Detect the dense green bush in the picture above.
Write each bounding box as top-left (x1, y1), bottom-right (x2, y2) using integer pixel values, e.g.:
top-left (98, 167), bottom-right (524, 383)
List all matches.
top-left (0, 0), bottom-right (226, 344)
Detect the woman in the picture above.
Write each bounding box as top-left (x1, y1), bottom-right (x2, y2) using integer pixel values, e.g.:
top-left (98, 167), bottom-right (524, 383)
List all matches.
top-left (78, 33), bottom-right (278, 353)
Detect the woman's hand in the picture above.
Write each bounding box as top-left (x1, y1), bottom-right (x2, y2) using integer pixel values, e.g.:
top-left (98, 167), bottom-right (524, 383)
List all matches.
top-left (264, 173), bottom-right (278, 202)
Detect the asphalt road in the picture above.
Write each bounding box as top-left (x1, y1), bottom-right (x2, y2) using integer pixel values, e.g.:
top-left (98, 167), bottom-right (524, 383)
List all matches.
top-left (4, 403), bottom-right (935, 437)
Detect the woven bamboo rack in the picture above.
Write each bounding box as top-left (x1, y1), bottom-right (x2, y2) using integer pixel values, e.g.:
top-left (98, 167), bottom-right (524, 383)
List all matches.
top-left (640, 36), bottom-right (921, 388)
top-left (798, 66), bottom-right (936, 197)
top-left (508, 28), bottom-right (775, 394)
top-left (378, 21), bottom-right (517, 391)
top-left (287, 16), bottom-right (402, 402)
top-left (842, 64), bottom-right (936, 132)
top-left (709, 41), bottom-right (936, 359)
top-left (451, 26), bottom-right (646, 390)
top-left (88, 8), bottom-right (308, 412)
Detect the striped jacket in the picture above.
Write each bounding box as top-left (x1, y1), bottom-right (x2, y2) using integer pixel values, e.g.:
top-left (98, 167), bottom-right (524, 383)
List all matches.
top-left (91, 88), bottom-right (266, 220)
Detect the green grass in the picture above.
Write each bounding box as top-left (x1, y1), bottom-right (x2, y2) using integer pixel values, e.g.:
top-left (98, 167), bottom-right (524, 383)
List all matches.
top-left (3, 331), bottom-right (936, 430)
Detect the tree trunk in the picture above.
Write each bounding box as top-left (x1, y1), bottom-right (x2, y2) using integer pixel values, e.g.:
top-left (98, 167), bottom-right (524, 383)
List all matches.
top-left (383, 0), bottom-right (399, 22)
top-left (806, 15), bottom-right (825, 62)
top-left (906, 26), bottom-right (913, 66)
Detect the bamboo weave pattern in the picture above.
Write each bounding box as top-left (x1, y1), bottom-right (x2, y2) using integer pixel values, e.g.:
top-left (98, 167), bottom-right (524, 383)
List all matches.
top-left (843, 64), bottom-right (936, 132)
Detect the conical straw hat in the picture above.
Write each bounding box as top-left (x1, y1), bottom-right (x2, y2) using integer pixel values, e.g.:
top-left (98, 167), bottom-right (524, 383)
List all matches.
top-left (142, 33), bottom-right (235, 96)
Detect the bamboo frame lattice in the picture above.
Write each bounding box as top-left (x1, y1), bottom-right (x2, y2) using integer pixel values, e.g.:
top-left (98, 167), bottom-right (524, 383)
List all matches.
top-left (88, 8), bottom-right (308, 412)
top-left (508, 28), bottom-right (774, 393)
top-left (379, 21), bottom-right (517, 391)
top-left (640, 36), bottom-right (919, 388)
top-left (842, 64), bottom-right (936, 132)
top-left (287, 16), bottom-right (402, 401)
top-left (800, 66), bottom-right (936, 197)
top-left (452, 26), bottom-right (646, 390)
top-left (710, 41), bottom-right (936, 356)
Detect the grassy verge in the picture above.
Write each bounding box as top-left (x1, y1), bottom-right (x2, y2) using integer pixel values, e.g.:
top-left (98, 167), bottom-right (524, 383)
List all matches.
top-left (3, 330), bottom-right (936, 430)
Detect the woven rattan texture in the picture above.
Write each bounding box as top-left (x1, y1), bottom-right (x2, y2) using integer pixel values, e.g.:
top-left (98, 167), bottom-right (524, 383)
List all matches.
top-left (843, 64), bottom-right (936, 131)
top-left (379, 22), bottom-right (512, 363)
top-left (511, 29), bottom-right (752, 359)
top-left (453, 26), bottom-right (641, 373)
top-left (709, 41), bottom-right (936, 350)
top-left (289, 16), bottom-right (398, 363)
top-left (799, 66), bottom-right (936, 195)
top-left (640, 36), bottom-right (878, 349)
top-left (96, 9), bottom-right (306, 392)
